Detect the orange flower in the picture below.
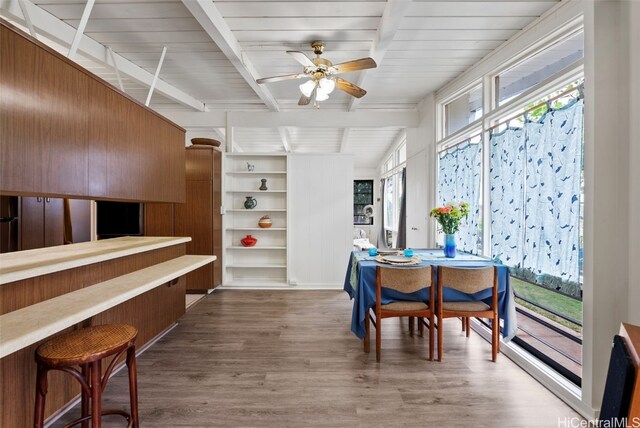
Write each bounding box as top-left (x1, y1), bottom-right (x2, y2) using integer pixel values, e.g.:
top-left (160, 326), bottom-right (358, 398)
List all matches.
top-left (439, 206), bottom-right (452, 214)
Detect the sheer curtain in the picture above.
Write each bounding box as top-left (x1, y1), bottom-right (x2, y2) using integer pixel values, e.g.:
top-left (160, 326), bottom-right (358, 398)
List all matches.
top-left (489, 99), bottom-right (583, 282)
top-left (489, 127), bottom-right (525, 266)
top-left (437, 143), bottom-right (482, 253)
top-left (522, 99), bottom-right (583, 282)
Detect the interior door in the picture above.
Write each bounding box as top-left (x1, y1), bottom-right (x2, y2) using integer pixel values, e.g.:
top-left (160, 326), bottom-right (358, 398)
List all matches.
top-left (406, 151), bottom-right (429, 248)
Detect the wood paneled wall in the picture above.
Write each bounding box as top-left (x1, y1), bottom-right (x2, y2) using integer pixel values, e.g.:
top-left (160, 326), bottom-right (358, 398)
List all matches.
top-left (0, 244), bottom-right (186, 427)
top-left (0, 20), bottom-right (186, 203)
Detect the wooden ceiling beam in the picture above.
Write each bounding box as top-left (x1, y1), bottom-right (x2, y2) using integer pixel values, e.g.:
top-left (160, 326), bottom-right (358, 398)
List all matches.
top-left (347, 0), bottom-right (412, 112)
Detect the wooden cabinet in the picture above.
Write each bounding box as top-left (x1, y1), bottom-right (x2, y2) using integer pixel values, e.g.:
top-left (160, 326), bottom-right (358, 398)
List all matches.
top-left (0, 20), bottom-right (185, 203)
top-left (145, 146), bottom-right (222, 291)
top-left (19, 197), bottom-right (92, 250)
top-left (20, 197), bottom-right (63, 250)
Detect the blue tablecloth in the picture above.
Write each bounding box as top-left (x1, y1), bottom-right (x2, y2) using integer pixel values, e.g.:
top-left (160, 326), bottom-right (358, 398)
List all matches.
top-left (343, 250), bottom-right (517, 341)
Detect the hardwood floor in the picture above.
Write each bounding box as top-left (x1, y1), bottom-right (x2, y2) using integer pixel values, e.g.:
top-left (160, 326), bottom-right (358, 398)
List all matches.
top-left (52, 290), bottom-right (582, 427)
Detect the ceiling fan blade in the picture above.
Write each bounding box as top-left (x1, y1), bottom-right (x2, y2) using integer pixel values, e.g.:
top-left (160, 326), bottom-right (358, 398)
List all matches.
top-left (256, 73), bottom-right (305, 84)
top-left (332, 57), bottom-right (377, 74)
top-left (298, 93), bottom-right (311, 106)
top-left (287, 51), bottom-right (315, 68)
top-left (335, 77), bottom-right (367, 98)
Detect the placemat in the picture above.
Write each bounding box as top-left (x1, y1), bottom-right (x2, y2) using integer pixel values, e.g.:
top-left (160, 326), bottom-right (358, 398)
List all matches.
top-left (375, 255), bottom-right (422, 266)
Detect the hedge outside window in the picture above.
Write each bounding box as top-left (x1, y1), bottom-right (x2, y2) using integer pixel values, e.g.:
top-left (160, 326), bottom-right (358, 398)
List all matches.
top-left (354, 180), bottom-right (374, 225)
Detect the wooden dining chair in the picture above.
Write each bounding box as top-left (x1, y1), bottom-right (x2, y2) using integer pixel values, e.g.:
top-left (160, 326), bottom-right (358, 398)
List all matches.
top-left (436, 266), bottom-right (499, 362)
top-left (364, 265), bottom-right (435, 362)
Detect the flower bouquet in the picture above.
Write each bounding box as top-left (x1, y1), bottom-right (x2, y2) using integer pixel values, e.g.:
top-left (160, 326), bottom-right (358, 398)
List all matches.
top-left (429, 201), bottom-right (469, 257)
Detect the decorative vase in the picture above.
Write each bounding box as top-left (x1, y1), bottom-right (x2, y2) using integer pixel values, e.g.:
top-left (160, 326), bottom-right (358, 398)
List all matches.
top-left (240, 235), bottom-right (257, 247)
top-left (244, 196), bottom-right (257, 209)
top-left (444, 234), bottom-right (456, 258)
top-left (259, 178), bottom-right (268, 191)
top-left (258, 215), bottom-right (272, 228)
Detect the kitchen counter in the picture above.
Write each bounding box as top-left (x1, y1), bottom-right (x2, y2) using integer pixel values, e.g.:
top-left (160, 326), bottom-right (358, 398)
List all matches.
top-left (0, 236), bottom-right (190, 285)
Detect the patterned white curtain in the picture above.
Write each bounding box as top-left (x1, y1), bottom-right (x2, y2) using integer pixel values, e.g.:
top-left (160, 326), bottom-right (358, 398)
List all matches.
top-left (437, 143), bottom-right (482, 254)
top-left (489, 99), bottom-right (583, 282)
top-left (522, 99), bottom-right (583, 282)
top-left (489, 128), bottom-right (525, 266)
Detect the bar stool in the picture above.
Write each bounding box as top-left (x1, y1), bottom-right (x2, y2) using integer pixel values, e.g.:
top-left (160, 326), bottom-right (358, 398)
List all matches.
top-left (34, 324), bottom-right (139, 428)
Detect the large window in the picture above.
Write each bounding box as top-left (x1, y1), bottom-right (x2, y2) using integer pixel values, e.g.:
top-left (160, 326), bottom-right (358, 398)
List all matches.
top-left (436, 29), bottom-right (585, 384)
top-left (353, 180), bottom-right (374, 225)
top-left (381, 141), bottom-right (407, 243)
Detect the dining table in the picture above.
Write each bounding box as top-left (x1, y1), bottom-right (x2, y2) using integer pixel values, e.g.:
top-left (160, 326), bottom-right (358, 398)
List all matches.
top-left (343, 249), bottom-right (518, 341)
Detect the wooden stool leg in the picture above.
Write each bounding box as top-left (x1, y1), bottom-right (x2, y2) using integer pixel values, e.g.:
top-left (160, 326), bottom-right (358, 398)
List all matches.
top-left (409, 316), bottom-right (414, 336)
top-left (81, 364), bottom-right (90, 428)
top-left (127, 346), bottom-right (139, 428)
top-left (429, 314), bottom-right (435, 361)
top-left (90, 360), bottom-right (102, 428)
top-left (34, 365), bottom-right (48, 428)
top-left (418, 317), bottom-right (424, 337)
top-left (466, 317), bottom-right (471, 337)
top-left (461, 317), bottom-right (465, 332)
top-left (437, 315), bottom-right (443, 362)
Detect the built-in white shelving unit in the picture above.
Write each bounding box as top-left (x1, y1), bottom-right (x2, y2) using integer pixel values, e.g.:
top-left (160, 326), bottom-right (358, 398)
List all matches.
top-left (223, 154), bottom-right (289, 287)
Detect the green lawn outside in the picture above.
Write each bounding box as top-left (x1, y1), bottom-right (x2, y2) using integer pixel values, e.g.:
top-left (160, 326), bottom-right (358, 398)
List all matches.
top-left (511, 277), bottom-right (583, 334)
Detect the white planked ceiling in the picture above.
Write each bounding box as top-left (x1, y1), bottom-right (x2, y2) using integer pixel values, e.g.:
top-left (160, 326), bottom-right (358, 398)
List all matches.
top-left (2, 0), bottom-right (562, 168)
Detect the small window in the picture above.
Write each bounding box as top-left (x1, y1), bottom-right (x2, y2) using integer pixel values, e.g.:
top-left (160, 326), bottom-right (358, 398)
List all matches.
top-left (496, 31), bottom-right (584, 106)
top-left (384, 156), bottom-right (393, 173)
top-left (353, 180), bottom-right (374, 225)
top-left (444, 84), bottom-right (483, 136)
top-left (397, 143), bottom-right (406, 165)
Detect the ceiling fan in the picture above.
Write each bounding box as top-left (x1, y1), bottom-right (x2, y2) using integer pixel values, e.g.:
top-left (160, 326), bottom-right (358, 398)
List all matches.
top-left (256, 41), bottom-right (377, 107)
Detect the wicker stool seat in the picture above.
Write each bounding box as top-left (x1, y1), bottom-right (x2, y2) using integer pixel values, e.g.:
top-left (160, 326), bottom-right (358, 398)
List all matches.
top-left (34, 324), bottom-right (139, 428)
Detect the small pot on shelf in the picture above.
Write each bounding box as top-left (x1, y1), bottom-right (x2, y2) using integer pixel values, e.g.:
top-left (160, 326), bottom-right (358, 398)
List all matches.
top-left (240, 235), bottom-right (257, 247)
top-left (258, 215), bottom-right (273, 228)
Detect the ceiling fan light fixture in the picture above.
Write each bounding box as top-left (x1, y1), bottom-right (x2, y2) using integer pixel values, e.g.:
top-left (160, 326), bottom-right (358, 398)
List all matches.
top-left (299, 79), bottom-right (316, 97)
top-left (315, 90), bottom-right (330, 102)
top-left (318, 77), bottom-right (335, 94)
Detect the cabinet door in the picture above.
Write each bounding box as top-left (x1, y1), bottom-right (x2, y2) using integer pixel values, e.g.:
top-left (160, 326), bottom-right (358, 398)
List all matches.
top-left (20, 197), bottom-right (44, 250)
top-left (175, 180), bottom-right (213, 291)
top-left (144, 203), bottom-right (175, 236)
top-left (44, 198), bottom-right (64, 247)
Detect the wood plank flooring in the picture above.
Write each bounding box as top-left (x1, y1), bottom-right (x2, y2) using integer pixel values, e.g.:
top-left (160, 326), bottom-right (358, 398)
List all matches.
top-left (52, 290), bottom-right (582, 427)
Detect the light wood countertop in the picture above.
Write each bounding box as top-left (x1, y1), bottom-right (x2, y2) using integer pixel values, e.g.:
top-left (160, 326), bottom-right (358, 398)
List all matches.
top-left (0, 236), bottom-right (191, 285)
top-left (0, 254), bottom-right (215, 358)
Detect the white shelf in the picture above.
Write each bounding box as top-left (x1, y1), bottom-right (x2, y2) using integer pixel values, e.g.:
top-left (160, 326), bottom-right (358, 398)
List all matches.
top-left (227, 264), bottom-right (286, 268)
top-left (224, 153), bottom-right (288, 285)
top-left (226, 171), bottom-right (287, 175)
top-left (227, 190), bottom-right (286, 193)
top-left (226, 228), bottom-right (286, 231)
top-left (221, 279), bottom-right (291, 288)
top-left (227, 209), bottom-right (286, 212)
top-left (227, 246), bottom-right (286, 250)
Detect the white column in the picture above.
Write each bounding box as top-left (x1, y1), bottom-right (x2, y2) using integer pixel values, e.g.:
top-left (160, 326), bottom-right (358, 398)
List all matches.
top-left (582, 0), bottom-right (634, 413)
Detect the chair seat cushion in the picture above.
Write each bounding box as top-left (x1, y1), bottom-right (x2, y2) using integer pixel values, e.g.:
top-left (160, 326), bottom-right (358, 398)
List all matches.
top-left (442, 301), bottom-right (490, 312)
top-left (382, 301), bottom-right (430, 312)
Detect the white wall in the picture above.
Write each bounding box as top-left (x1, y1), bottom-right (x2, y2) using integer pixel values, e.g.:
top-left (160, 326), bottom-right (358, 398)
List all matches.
top-left (288, 154), bottom-right (353, 288)
top-left (405, 93), bottom-right (437, 247)
top-left (627, 0), bottom-right (640, 326)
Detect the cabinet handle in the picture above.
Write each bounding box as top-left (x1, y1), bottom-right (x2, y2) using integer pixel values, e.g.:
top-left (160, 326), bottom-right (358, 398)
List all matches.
top-left (45, 198), bottom-right (51, 203)
top-left (36, 197), bottom-right (43, 203)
